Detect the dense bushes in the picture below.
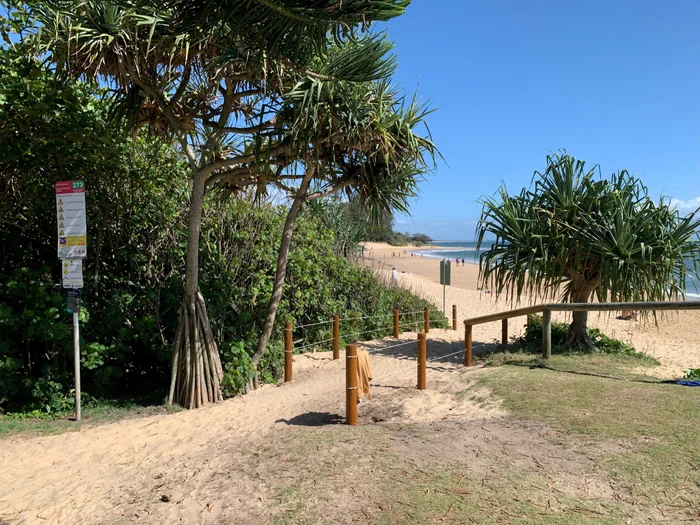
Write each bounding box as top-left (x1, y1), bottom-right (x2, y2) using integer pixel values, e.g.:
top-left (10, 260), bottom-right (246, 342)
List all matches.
top-left (0, 47), bottom-right (445, 412)
top-left (520, 315), bottom-right (651, 360)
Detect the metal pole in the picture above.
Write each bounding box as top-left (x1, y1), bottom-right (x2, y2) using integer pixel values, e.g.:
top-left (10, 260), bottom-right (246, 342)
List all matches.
top-left (332, 315), bottom-right (340, 360)
top-left (443, 283), bottom-right (446, 317)
top-left (452, 304), bottom-right (457, 331)
top-left (393, 309), bottom-right (399, 339)
top-left (424, 307), bottom-right (430, 334)
top-left (284, 322), bottom-right (293, 382)
top-left (542, 309), bottom-right (552, 359)
top-left (464, 324), bottom-right (472, 367)
top-left (346, 344), bottom-right (358, 425)
top-left (417, 332), bottom-right (426, 390)
top-left (73, 312), bottom-right (81, 422)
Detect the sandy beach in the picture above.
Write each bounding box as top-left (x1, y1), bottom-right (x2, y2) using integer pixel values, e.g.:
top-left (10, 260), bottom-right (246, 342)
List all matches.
top-left (362, 241), bottom-right (700, 378)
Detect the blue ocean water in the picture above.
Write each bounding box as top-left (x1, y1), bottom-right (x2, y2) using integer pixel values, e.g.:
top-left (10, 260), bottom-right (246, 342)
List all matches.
top-left (411, 240), bottom-right (700, 298)
top-left (411, 240), bottom-right (489, 264)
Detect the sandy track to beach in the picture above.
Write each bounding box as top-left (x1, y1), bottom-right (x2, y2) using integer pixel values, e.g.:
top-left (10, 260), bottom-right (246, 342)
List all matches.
top-left (0, 329), bottom-right (478, 525)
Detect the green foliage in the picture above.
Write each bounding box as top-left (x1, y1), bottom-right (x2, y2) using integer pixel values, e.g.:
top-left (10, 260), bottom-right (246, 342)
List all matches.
top-left (684, 368), bottom-right (700, 379)
top-left (521, 315), bottom-right (654, 361)
top-left (0, 45), bottom-right (443, 411)
top-left (476, 152), bottom-right (700, 305)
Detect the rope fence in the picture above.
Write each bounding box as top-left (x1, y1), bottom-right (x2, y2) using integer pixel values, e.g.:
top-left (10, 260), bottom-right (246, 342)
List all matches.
top-left (283, 306), bottom-right (440, 382)
top-left (278, 304), bottom-right (494, 428)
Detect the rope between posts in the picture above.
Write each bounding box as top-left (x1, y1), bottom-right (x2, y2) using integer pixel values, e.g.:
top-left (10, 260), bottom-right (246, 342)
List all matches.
top-left (374, 343), bottom-right (488, 382)
top-left (343, 326), bottom-right (394, 339)
top-left (294, 337), bottom-right (336, 351)
top-left (296, 319), bottom-right (333, 329)
top-left (339, 313), bottom-right (393, 322)
top-left (399, 310), bottom-right (430, 316)
top-left (365, 338), bottom-right (418, 354)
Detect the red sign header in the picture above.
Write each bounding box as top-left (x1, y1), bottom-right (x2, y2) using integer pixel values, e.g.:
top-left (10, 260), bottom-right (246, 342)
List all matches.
top-left (55, 180), bottom-right (85, 195)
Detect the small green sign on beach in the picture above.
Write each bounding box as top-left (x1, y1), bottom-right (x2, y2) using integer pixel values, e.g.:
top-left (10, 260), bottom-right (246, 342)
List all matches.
top-left (440, 259), bottom-right (451, 285)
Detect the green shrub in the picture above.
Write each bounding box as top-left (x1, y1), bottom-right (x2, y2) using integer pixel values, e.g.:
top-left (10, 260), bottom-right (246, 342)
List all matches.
top-left (521, 314), bottom-right (651, 360)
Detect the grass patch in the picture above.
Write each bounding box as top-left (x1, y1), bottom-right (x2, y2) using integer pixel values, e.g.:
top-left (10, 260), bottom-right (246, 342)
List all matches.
top-left (267, 353), bottom-right (697, 524)
top-left (474, 357), bottom-right (700, 521)
top-left (0, 397), bottom-right (181, 439)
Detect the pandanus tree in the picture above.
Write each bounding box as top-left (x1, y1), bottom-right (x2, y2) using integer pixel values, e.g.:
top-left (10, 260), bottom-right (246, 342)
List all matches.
top-left (249, 75), bottom-right (438, 381)
top-left (26, 0), bottom-right (411, 407)
top-left (476, 152), bottom-right (700, 348)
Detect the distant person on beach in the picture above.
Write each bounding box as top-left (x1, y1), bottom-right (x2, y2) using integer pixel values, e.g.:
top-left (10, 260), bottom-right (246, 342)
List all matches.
top-left (391, 267), bottom-right (398, 282)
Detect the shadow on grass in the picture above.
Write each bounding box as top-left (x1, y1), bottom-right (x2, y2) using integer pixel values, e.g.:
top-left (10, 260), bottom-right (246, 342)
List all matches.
top-left (276, 412), bottom-right (344, 426)
top-left (505, 361), bottom-right (675, 385)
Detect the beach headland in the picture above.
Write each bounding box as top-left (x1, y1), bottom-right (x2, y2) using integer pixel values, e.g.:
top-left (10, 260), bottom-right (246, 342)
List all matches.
top-left (361, 241), bottom-right (700, 378)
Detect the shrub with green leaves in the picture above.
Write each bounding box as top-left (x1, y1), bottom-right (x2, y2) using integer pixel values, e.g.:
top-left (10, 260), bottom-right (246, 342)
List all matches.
top-left (520, 314), bottom-right (651, 360)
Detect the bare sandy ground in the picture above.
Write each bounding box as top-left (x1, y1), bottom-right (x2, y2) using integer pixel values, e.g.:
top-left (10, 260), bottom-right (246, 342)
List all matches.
top-left (363, 241), bottom-right (700, 378)
top-left (0, 329), bottom-right (489, 525)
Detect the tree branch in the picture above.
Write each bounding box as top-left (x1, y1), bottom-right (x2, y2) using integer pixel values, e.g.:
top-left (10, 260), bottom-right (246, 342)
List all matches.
top-left (306, 173), bottom-right (357, 200)
top-left (119, 58), bottom-right (199, 171)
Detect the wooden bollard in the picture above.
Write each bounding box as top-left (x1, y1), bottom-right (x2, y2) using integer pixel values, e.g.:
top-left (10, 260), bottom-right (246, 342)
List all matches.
top-left (346, 344), bottom-right (358, 425)
top-left (284, 322), bottom-right (293, 382)
top-left (464, 324), bottom-right (472, 367)
top-left (417, 332), bottom-right (427, 390)
top-left (542, 309), bottom-right (552, 360)
top-left (452, 304), bottom-right (457, 331)
top-left (501, 318), bottom-right (508, 345)
top-left (393, 309), bottom-right (399, 339)
top-left (332, 314), bottom-right (340, 360)
top-left (424, 307), bottom-right (430, 334)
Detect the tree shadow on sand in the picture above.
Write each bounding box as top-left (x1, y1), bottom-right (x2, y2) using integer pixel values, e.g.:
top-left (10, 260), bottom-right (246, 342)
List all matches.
top-left (356, 335), bottom-right (501, 372)
top-left (276, 412), bottom-right (344, 426)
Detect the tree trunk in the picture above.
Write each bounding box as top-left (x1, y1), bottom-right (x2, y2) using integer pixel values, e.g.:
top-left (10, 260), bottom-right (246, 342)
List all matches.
top-left (252, 169), bottom-right (314, 378)
top-left (565, 280), bottom-right (599, 349)
top-left (168, 173), bottom-right (224, 408)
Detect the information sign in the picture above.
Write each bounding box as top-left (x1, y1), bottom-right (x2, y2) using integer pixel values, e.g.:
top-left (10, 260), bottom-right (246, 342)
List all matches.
top-left (56, 180), bottom-right (87, 258)
top-left (62, 258), bottom-right (84, 289)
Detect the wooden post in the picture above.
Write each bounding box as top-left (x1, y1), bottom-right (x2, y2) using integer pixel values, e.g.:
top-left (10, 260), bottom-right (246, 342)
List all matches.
top-left (284, 322), bottom-right (293, 382)
top-left (452, 304), bottom-right (457, 331)
top-left (417, 332), bottom-right (427, 390)
top-left (501, 318), bottom-right (508, 345)
top-left (424, 307), bottom-right (430, 334)
top-left (332, 314), bottom-right (340, 360)
top-left (542, 309), bottom-right (552, 359)
top-left (464, 324), bottom-right (472, 367)
top-left (393, 309), bottom-right (399, 339)
top-left (346, 344), bottom-right (358, 426)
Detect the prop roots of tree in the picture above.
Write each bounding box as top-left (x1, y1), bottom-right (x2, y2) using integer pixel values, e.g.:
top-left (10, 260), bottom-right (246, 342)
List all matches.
top-left (566, 310), bottom-right (594, 350)
top-left (168, 292), bottom-right (224, 408)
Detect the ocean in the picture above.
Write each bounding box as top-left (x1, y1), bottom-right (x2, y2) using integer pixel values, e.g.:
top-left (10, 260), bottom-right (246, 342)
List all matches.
top-left (411, 240), bottom-right (700, 298)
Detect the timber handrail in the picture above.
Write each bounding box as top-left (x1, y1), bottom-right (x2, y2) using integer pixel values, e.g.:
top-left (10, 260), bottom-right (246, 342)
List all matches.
top-left (462, 300), bottom-right (700, 362)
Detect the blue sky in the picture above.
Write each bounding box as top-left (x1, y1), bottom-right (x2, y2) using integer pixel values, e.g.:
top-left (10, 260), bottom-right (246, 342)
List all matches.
top-left (378, 0), bottom-right (700, 240)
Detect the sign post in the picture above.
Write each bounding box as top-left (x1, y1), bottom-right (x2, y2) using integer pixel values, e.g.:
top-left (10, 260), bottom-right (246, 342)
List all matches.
top-left (56, 181), bottom-right (86, 422)
top-left (440, 259), bottom-right (451, 316)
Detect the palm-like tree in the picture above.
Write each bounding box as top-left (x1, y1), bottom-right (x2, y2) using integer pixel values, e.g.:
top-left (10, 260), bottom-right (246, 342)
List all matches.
top-left (250, 75), bottom-right (438, 376)
top-left (476, 152), bottom-right (700, 348)
top-left (23, 0), bottom-right (411, 408)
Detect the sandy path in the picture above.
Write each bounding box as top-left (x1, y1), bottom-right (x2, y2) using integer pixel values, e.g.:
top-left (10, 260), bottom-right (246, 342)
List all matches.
top-left (0, 329), bottom-right (472, 525)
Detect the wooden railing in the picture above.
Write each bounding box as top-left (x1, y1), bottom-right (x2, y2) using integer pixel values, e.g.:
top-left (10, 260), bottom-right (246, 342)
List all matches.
top-left (463, 301), bottom-right (700, 362)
